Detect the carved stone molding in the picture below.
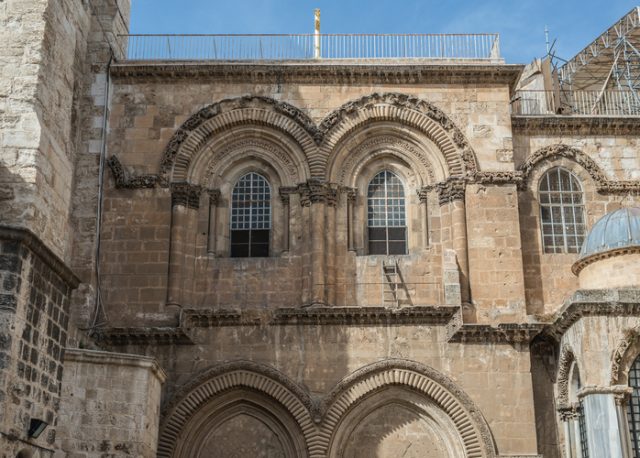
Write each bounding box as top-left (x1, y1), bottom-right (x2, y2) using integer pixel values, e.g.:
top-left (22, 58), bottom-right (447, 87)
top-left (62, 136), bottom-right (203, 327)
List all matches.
top-left (107, 155), bottom-right (160, 189)
top-left (545, 289), bottom-right (640, 340)
top-left (572, 245), bottom-right (640, 275)
top-left (448, 323), bottom-right (544, 344)
top-left (474, 170), bottom-right (523, 186)
top-left (94, 327), bottom-right (195, 346)
top-left (204, 137), bottom-right (303, 183)
top-left (512, 115), bottom-right (640, 136)
top-left (518, 143), bottom-right (640, 194)
top-left (345, 187), bottom-right (357, 203)
top-left (183, 306), bottom-right (460, 327)
top-left (170, 182), bottom-right (202, 209)
top-left (335, 134), bottom-right (436, 185)
top-left (111, 62), bottom-right (523, 88)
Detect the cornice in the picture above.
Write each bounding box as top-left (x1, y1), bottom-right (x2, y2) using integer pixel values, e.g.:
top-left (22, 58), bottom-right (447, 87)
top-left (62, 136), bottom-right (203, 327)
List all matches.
top-left (448, 323), bottom-right (544, 344)
top-left (572, 246), bottom-right (640, 275)
top-left (94, 327), bottom-right (195, 346)
top-left (0, 225), bottom-right (80, 288)
top-left (183, 306), bottom-right (460, 327)
top-left (107, 155), bottom-right (160, 189)
top-left (544, 289), bottom-right (640, 339)
top-left (511, 115), bottom-right (640, 135)
top-left (65, 348), bottom-right (167, 382)
top-left (111, 62), bottom-right (523, 89)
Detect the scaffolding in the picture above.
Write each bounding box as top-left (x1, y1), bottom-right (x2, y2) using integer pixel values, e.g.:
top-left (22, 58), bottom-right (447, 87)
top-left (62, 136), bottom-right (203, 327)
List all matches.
top-left (557, 6), bottom-right (640, 113)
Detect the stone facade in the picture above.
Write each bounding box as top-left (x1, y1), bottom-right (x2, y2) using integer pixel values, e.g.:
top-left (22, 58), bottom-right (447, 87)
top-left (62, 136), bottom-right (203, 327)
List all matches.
top-left (2, 1), bottom-right (640, 457)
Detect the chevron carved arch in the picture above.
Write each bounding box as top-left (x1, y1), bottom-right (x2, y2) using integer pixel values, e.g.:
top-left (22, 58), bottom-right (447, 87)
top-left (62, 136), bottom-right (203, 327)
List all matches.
top-left (157, 361), bottom-right (316, 458)
top-left (611, 326), bottom-right (640, 385)
top-left (160, 96), bottom-right (320, 182)
top-left (319, 359), bottom-right (497, 458)
top-left (319, 93), bottom-right (479, 179)
top-left (556, 344), bottom-right (577, 407)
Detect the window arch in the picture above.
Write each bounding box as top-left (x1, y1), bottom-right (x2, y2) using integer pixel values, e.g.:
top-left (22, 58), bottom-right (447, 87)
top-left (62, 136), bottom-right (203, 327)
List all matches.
top-left (628, 355), bottom-right (640, 457)
top-left (539, 168), bottom-right (586, 253)
top-left (566, 362), bottom-right (589, 458)
top-left (367, 170), bottom-right (407, 255)
top-left (230, 172), bottom-right (271, 257)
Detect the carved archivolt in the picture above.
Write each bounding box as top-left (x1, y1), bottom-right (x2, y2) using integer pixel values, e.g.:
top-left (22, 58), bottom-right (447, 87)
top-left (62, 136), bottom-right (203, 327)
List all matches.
top-left (161, 96), bottom-right (319, 182)
top-left (611, 326), bottom-right (640, 385)
top-left (556, 344), bottom-right (576, 407)
top-left (160, 93), bottom-right (479, 183)
top-left (519, 143), bottom-right (640, 194)
top-left (321, 93), bottom-right (478, 179)
top-left (157, 361), bottom-right (316, 458)
top-left (158, 359), bottom-right (497, 458)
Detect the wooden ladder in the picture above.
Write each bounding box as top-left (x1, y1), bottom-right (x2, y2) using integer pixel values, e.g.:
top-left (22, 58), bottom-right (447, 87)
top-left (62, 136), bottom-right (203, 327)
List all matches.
top-left (382, 258), bottom-right (400, 307)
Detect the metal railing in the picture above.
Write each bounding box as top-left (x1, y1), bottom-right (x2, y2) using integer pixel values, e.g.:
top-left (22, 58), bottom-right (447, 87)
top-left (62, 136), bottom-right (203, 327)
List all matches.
top-left (511, 90), bottom-right (640, 116)
top-left (120, 33), bottom-right (501, 61)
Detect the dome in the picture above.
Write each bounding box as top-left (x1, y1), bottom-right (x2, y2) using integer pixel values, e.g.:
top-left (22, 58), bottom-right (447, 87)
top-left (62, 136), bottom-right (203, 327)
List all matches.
top-left (578, 207), bottom-right (640, 260)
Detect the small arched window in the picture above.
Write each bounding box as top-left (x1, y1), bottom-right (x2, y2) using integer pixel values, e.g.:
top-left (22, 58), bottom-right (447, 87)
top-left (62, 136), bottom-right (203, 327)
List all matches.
top-left (230, 172), bottom-right (271, 257)
top-left (628, 355), bottom-right (640, 457)
top-left (539, 168), bottom-right (586, 253)
top-left (367, 170), bottom-right (406, 255)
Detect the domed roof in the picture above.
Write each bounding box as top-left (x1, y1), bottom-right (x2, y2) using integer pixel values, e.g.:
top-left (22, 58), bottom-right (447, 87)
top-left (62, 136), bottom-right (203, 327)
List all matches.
top-left (579, 207), bottom-right (640, 260)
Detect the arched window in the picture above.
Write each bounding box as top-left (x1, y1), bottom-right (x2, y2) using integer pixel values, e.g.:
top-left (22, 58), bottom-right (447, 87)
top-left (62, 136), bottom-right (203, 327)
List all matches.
top-left (628, 355), bottom-right (640, 456)
top-left (367, 170), bottom-right (406, 255)
top-left (539, 168), bottom-right (586, 253)
top-left (230, 172), bottom-right (271, 257)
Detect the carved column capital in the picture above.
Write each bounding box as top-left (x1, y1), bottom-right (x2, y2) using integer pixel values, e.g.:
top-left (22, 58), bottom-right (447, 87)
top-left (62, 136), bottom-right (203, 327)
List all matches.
top-left (171, 182), bottom-right (202, 209)
top-left (207, 189), bottom-right (221, 205)
top-left (298, 180), bottom-right (337, 207)
top-left (433, 178), bottom-right (466, 205)
top-left (557, 404), bottom-right (580, 422)
top-left (279, 186), bottom-right (297, 205)
top-left (417, 187), bottom-right (430, 203)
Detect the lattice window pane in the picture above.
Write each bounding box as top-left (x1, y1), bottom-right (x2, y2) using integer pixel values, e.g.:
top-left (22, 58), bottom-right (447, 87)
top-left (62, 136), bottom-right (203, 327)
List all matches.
top-left (539, 168), bottom-right (586, 253)
top-left (230, 173), bottom-right (271, 257)
top-left (628, 356), bottom-right (640, 457)
top-left (367, 170), bottom-right (407, 255)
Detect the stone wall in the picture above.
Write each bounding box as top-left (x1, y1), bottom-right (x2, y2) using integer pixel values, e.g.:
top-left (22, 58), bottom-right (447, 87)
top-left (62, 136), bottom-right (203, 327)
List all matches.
top-left (55, 349), bottom-right (165, 458)
top-left (0, 228), bottom-right (79, 456)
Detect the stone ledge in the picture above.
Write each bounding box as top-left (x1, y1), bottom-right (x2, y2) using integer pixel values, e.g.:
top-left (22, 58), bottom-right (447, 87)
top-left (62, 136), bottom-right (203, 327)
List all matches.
top-left (511, 115), bottom-right (640, 135)
top-left (0, 225), bottom-right (80, 288)
top-left (545, 289), bottom-right (640, 338)
top-left (110, 61), bottom-right (523, 89)
top-left (93, 327), bottom-right (195, 346)
top-left (448, 323), bottom-right (544, 343)
top-left (183, 306), bottom-right (460, 327)
top-left (65, 348), bottom-right (167, 383)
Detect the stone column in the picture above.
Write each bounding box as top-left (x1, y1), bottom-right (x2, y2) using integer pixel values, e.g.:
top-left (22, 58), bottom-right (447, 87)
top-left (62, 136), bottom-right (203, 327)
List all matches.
top-left (167, 182), bottom-right (201, 307)
top-left (436, 178), bottom-right (471, 306)
top-left (578, 387), bottom-right (631, 458)
top-left (279, 187), bottom-right (297, 254)
top-left (418, 188), bottom-right (429, 248)
top-left (300, 179), bottom-right (329, 306)
top-left (347, 188), bottom-right (357, 252)
top-left (206, 189), bottom-right (220, 255)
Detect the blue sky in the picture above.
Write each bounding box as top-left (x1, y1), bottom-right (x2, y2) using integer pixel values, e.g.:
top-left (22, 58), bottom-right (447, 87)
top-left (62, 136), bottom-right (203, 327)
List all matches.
top-left (130, 1), bottom-right (638, 64)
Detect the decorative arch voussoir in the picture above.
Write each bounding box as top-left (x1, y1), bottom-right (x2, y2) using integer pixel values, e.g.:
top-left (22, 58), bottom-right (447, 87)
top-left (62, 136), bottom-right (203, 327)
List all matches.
top-left (319, 93), bottom-right (478, 179)
top-left (611, 327), bottom-right (640, 385)
top-left (160, 96), bottom-right (321, 182)
top-left (519, 144), bottom-right (608, 191)
top-left (319, 359), bottom-right (497, 458)
top-left (157, 361), bottom-right (316, 458)
top-left (556, 344), bottom-right (576, 407)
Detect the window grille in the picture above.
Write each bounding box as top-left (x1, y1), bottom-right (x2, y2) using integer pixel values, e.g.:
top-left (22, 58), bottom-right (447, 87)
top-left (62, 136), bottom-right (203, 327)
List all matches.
top-left (578, 401), bottom-right (589, 458)
top-left (539, 168), bottom-right (586, 253)
top-left (628, 355), bottom-right (640, 457)
top-left (230, 172), bottom-right (271, 257)
top-left (367, 170), bottom-right (406, 255)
